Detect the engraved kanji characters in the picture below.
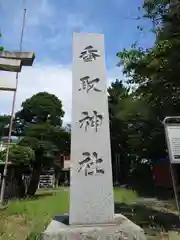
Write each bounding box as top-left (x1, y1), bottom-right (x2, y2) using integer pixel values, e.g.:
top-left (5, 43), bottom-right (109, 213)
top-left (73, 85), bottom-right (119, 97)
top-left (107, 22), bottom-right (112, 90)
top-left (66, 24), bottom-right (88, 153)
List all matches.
top-left (79, 111), bottom-right (103, 132)
top-left (78, 152), bottom-right (104, 176)
top-left (78, 76), bottom-right (102, 93)
top-left (79, 45), bottom-right (100, 62)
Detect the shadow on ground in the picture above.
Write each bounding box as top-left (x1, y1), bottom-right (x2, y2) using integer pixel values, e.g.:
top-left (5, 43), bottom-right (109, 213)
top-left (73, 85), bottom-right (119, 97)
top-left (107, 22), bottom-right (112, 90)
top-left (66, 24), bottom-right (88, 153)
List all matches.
top-left (32, 191), bottom-right (56, 200)
top-left (25, 201), bottom-right (180, 239)
top-left (115, 202), bottom-right (180, 232)
top-left (25, 190), bottom-right (57, 200)
top-left (130, 184), bottom-right (178, 201)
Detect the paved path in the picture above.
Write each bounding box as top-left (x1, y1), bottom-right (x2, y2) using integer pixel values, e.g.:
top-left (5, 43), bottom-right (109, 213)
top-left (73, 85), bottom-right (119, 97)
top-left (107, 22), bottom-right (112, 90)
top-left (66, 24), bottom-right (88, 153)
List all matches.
top-left (134, 198), bottom-right (180, 239)
top-left (168, 231), bottom-right (180, 239)
top-left (135, 197), bottom-right (178, 214)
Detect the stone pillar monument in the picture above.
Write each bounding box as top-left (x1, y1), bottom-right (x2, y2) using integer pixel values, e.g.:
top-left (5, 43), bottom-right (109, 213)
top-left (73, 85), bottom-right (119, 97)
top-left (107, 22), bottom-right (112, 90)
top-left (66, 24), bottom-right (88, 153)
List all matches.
top-left (44, 33), bottom-right (146, 240)
top-left (69, 32), bottom-right (114, 225)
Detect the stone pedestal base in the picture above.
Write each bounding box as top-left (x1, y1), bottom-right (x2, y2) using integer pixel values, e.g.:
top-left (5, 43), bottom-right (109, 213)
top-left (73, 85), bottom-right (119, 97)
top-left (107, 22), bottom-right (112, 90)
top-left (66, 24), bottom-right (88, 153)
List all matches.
top-left (43, 214), bottom-right (146, 240)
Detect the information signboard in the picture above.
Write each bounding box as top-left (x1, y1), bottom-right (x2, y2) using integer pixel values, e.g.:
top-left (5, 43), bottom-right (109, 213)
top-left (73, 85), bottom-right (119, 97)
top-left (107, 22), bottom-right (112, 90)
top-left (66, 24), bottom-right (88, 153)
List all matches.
top-left (166, 124), bottom-right (180, 163)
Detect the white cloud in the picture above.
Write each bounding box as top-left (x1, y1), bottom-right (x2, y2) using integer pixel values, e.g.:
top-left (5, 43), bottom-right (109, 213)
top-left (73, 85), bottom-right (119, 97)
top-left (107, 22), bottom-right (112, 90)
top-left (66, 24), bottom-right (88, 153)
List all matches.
top-left (0, 62), bottom-right (72, 123)
top-left (25, 0), bottom-right (56, 28)
top-left (0, 61), bottom-right (121, 124)
top-left (0, 0), bottom-right (123, 124)
top-left (42, 12), bottom-right (102, 53)
top-left (1, 0), bottom-right (102, 58)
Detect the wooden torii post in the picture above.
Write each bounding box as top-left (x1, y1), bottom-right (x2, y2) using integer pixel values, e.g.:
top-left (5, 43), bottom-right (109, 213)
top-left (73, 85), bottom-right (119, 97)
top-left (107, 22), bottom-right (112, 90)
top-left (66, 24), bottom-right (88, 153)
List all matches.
top-left (0, 51), bottom-right (35, 204)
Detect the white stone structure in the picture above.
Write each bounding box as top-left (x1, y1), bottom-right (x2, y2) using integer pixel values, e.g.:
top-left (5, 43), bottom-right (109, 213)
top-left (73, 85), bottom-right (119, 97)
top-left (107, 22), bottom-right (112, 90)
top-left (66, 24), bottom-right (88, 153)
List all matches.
top-left (0, 51), bottom-right (35, 91)
top-left (69, 33), bottom-right (114, 225)
top-left (0, 77), bottom-right (16, 91)
top-left (0, 58), bottom-right (22, 72)
top-left (43, 33), bottom-right (146, 239)
top-left (0, 51), bottom-right (35, 66)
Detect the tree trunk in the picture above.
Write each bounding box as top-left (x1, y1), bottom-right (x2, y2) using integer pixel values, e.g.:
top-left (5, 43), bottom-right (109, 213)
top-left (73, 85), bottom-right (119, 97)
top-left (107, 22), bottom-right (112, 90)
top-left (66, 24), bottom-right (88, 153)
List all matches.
top-left (14, 167), bottom-right (26, 198)
top-left (55, 171), bottom-right (60, 188)
top-left (17, 174), bottom-right (26, 198)
top-left (27, 166), bottom-right (41, 196)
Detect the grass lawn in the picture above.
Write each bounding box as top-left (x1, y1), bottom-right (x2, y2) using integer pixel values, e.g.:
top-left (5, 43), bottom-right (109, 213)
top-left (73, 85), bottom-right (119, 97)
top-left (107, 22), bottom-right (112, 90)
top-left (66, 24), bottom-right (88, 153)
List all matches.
top-left (0, 187), bottom-right (138, 240)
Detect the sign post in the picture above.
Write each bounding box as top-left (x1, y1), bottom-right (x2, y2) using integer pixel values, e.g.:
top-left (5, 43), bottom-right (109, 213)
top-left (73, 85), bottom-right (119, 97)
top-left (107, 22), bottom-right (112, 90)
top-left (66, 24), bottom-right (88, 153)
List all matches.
top-left (163, 116), bottom-right (180, 221)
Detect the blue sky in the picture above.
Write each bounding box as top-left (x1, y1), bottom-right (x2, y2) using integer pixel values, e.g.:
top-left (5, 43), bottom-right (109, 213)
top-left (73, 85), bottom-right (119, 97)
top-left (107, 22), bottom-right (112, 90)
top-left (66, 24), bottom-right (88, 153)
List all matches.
top-left (0, 0), bottom-right (155, 123)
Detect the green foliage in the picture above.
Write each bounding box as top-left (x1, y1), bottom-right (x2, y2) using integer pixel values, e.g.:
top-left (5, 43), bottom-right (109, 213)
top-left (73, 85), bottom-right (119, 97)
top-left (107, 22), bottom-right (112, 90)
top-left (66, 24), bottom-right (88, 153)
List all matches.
top-left (115, 0), bottom-right (180, 166)
top-left (118, 0), bottom-right (180, 119)
top-left (1, 145), bottom-right (35, 164)
top-left (6, 92), bottom-right (70, 195)
top-left (15, 92), bottom-right (64, 128)
top-left (108, 80), bottom-right (129, 155)
top-left (22, 122), bottom-right (70, 154)
top-left (15, 92), bottom-right (69, 167)
top-left (108, 79), bottom-right (162, 161)
top-left (0, 32), bottom-right (4, 52)
top-left (0, 188), bottom-right (137, 239)
top-left (18, 136), bottom-right (40, 151)
top-left (26, 232), bottom-right (41, 240)
top-left (0, 115), bottom-right (10, 137)
top-left (142, 0), bottom-right (169, 21)
top-left (18, 123), bottom-right (70, 168)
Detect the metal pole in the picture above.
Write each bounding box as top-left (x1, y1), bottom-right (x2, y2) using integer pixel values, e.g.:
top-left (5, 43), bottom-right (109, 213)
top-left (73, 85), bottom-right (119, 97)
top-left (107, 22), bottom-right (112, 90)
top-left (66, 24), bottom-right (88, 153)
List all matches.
top-left (169, 163), bottom-right (180, 222)
top-left (163, 118), bottom-right (180, 222)
top-left (0, 8), bottom-right (27, 205)
top-left (116, 155), bottom-right (118, 184)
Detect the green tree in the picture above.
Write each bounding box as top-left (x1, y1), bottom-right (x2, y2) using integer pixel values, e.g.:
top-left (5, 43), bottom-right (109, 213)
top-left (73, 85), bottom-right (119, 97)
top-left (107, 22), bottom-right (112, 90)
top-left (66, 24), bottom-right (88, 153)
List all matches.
top-left (23, 123), bottom-right (70, 156)
top-left (0, 32), bottom-right (4, 52)
top-left (19, 135), bottom-right (59, 195)
top-left (108, 80), bottom-right (151, 157)
top-left (108, 80), bottom-right (152, 181)
top-left (110, 0), bottom-right (180, 191)
top-left (117, 0), bottom-right (179, 116)
top-left (1, 145), bottom-right (35, 164)
top-left (108, 80), bottom-right (130, 183)
top-left (18, 124), bottom-right (70, 195)
top-left (0, 115), bottom-right (10, 138)
top-left (108, 80), bottom-right (129, 154)
top-left (15, 93), bottom-right (69, 195)
top-left (15, 92), bottom-right (64, 135)
top-left (0, 145), bottom-right (35, 197)
top-left (116, 0), bottom-right (180, 161)
top-left (108, 79), bottom-right (156, 185)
